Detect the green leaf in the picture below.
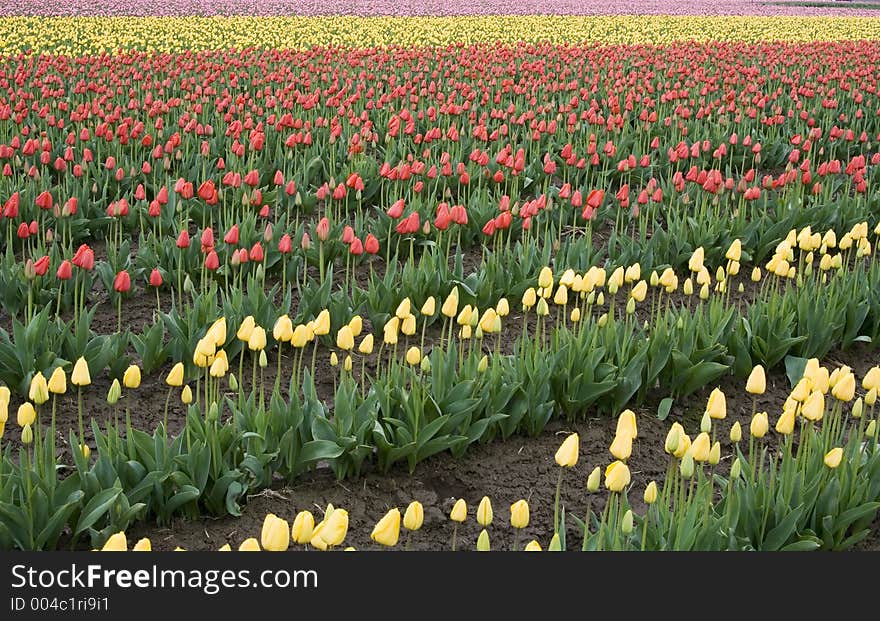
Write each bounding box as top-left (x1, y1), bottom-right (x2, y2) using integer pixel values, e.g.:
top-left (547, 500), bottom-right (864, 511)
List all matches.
top-left (657, 397), bottom-right (673, 421)
top-left (784, 355), bottom-right (808, 389)
top-left (74, 488), bottom-right (122, 536)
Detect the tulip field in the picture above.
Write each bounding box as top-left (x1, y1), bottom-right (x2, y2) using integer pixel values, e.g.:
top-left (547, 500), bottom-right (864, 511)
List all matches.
top-left (2, 3), bottom-right (880, 553)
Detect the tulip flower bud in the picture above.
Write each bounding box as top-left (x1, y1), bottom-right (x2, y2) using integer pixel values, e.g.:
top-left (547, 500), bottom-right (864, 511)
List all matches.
top-left (700, 411), bottom-right (712, 433)
top-left (524, 540), bottom-right (542, 551)
top-left (403, 502), bottom-right (424, 531)
top-left (17, 402), bottom-right (36, 427)
top-left (258, 350), bottom-right (268, 368)
top-left (239, 538), bottom-right (261, 551)
top-left (644, 481), bottom-right (658, 505)
top-left (476, 529), bottom-right (491, 552)
top-left (48, 367), bottom-right (66, 395)
top-left (405, 346), bottom-right (421, 366)
top-left (555, 433), bottom-right (579, 467)
top-left (852, 397), bottom-right (864, 419)
top-left (29, 372), bottom-right (49, 405)
top-left (866, 420), bottom-right (877, 439)
top-left (107, 379), bottom-right (122, 405)
top-left (181, 385), bottom-right (193, 405)
top-left (101, 532), bottom-right (128, 552)
top-left (477, 496), bottom-right (493, 527)
top-left (609, 431), bottom-right (632, 461)
top-left (207, 401), bottom-right (219, 423)
top-left (597, 313), bottom-right (608, 327)
top-left (730, 458), bottom-right (742, 480)
top-left (605, 460), bottom-right (630, 492)
top-left (71, 357), bottom-right (91, 386)
top-left (329, 352), bottom-right (338, 367)
top-left (823, 447), bottom-right (843, 469)
top-left (450, 499), bottom-right (467, 523)
top-left (165, 362), bottom-right (184, 387)
top-left (21, 423), bottom-right (33, 445)
top-left (261, 513), bottom-right (291, 552)
top-left (123, 365), bottom-right (141, 389)
top-left (358, 334), bottom-right (374, 355)
top-left (478, 355), bottom-right (489, 373)
top-left (746, 365), bottom-right (766, 395)
top-left (419, 356), bottom-right (432, 373)
top-left (621, 510), bottom-right (634, 535)
top-left (664, 424), bottom-right (681, 454)
top-left (691, 432), bottom-right (711, 462)
top-left (548, 533), bottom-right (562, 551)
top-left (510, 500), bottom-right (529, 529)
top-left (292, 511), bottom-right (315, 544)
top-left (680, 452), bottom-right (695, 479)
top-left (420, 296), bottom-right (436, 316)
top-left (750, 412), bottom-right (769, 438)
top-left (866, 388), bottom-right (877, 406)
top-left (371, 508), bottom-right (401, 547)
top-left (709, 441), bottom-right (721, 465)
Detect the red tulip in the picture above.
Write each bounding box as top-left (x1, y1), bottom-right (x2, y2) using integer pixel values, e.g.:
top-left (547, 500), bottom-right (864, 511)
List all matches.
top-left (35, 191), bottom-right (53, 210)
top-left (364, 233), bottom-right (379, 255)
top-left (113, 270), bottom-right (131, 293)
top-left (316, 217), bottom-right (330, 242)
top-left (349, 237), bottom-right (364, 255)
top-left (250, 242), bottom-right (264, 262)
top-left (177, 230), bottom-right (191, 249)
top-left (204, 250), bottom-right (219, 271)
top-left (224, 225), bottom-right (239, 245)
top-left (387, 198), bottom-right (405, 219)
top-left (278, 234), bottom-right (292, 254)
top-left (149, 268), bottom-right (163, 287)
top-left (57, 260), bottom-right (72, 280)
top-left (201, 228), bottom-right (214, 252)
top-left (33, 255), bottom-right (50, 276)
top-left (16, 223), bottom-right (29, 239)
top-left (342, 225), bottom-right (355, 244)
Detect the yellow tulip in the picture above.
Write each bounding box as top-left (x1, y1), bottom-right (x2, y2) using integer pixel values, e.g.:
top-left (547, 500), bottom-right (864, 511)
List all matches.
top-left (823, 447), bottom-right (843, 469)
top-left (775, 407), bottom-right (796, 435)
top-left (495, 298), bottom-right (509, 317)
top-left (630, 280), bottom-right (647, 302)
top-left (395, 298), bottom-right (411, 320)
top-left (616, 409), bottom-right (638, 439)
top-left (750, 412), bottom-right (769, 438)
top-left (554, 432), bottom-right (579, 467)
top-left (730, 421), bottom-right (742, 443)
top-left (524, 540), bottom-right (542, 551)
top-left (348, 315), bottom-right (363, 337)
top-left (237, 316), bottom-right (256, 342)
top-left (181, 385), bottom-right (193, 405)
top-left (273, 314), bottom-right (294, 342)
top-left (450, 498), bottom-right (467, 522)
top-left (441, 287), bottom-right (459, 318)
top-left (688, 246), bottom-right (704, 272)
top-left (832, 371), bottom-right (856, 402)
top-left (510, 500), bottom-right (529, 529)
top-left (336, 325), bottom-right (355, 351)
top-left (725, 239), bottom-right (742, 262)
top-left (239, 538), bottom-right (261, 551)
top-left (132, 538), bottom-right (151, 551)
top-left (403, 501), bottom-right (424, 531)
top-left (123, 365), bottom-right (141, 389)
top-left (16, 402), bottom-right (35, 427)
top-left (401, 314), bottom-right (416, 336)
top-left (644, 481), bottom-right (658, 505)
top-left (476, 496), bottom-right (493, 527)
top-left (802, 390), bottom-right (825, 421)
top-left (218, 544), bottom-right (232, 551)
top-left (476, 529), bottom-right (491, 551)
top-left (319, 506), bottom-right (349, 547)
top-left (247, 326), bottom-right (267, 351)
top-left (29, 372), bottom-right (49, 405)
top-left (313, 309), bottom-right (331, 336)
top-left (20, 423), bottom-right (32, 445)
top-left (690, 432), bottom-right (711, 462)
top-left (609, 431), bottom-right (633, 461)
top-left (420, 296), bottom-right (436, 316)
top-left (71, 357), bottom-right (91, 386)
top-left (586, 466), bottom-right (601, 492)
top-left (371, 508), bottom-right (401, 547)
top-left (746, 365), bottom-right (766, 395)
top-left (101, 532), bottom-right (127, 552)
top-left (862, 366), bottom-right (880, 391)
top-left (538, 266), bottom-right (553, 289)
top-left (291, 324), bottom-right (310, 348)
top-left (358, 333), bottom-right (375, 355)
top-left (521, 287), bottom-right (537, 310)
top-left (261, 513), bottom-right (290, 551)
top-left (405, 346), bottom-right (421, 366)
top-left (291, 511), bottom-right (315, 544)
top-left (605, 460), bottom-right (631, 492)
top-left (166, 362), bottom-right (184, 387)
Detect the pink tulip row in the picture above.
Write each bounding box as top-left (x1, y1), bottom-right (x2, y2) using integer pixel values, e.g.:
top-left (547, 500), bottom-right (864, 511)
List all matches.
top-left (1, 0), bottom-right (878, 17)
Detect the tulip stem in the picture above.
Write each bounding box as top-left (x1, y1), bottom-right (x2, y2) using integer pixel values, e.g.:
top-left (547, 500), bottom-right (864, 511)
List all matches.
top-left (162, 387), bottom-right (172, 439)
top-left (451, 523), bottom-right (458, 552)
top-left (553, 467), bottom-right (563, 535)
top-left (76, 387), bottom-right (84, 460)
